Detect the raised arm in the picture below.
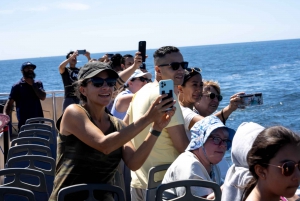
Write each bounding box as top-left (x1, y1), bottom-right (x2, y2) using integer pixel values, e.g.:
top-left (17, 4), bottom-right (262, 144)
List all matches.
top-left (115, 52), bottom-right (142, 89)
top-left (215, 92), bottom-right (244, 124)
top-left (122, 101), bottom-right (176, 170)
top-left (166, 124), bottom-right (190, 153)
top-left (58, 51), bottom-right (78, 74)
top-left (61, 94), bottom-right (175, 155)
top-left (84, 50), bottom-right (91, 62)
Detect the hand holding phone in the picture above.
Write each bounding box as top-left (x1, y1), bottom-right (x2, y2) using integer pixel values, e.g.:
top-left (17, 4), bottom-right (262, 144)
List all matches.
top-left (106, 54), bottom-right (114, 59)
top-left (159, 79), bottom-right (174, 111)
top-left (138, 41), bottom-right (146, 62)
top-left (77, 49), bottom-right (86, 55)
top-left (238, 93), bottom-right (263, 108)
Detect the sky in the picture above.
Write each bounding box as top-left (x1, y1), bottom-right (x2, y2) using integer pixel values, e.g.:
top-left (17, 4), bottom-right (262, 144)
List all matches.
top-left (0, 0), bottom-right (300, 60)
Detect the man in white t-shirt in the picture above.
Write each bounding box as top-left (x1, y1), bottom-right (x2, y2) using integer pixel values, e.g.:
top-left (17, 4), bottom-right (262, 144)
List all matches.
top-left (124, 46), bottom-right (190, 201)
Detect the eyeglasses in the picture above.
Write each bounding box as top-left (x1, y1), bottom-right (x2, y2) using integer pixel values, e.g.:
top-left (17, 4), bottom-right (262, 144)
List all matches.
top-left (265, 161), bottom-right (300, 177)
top-left (205, 92), bottom-right (223, 102)
top-left (158, 62), bottom-right (189, 70)
top-left (186, 67), bottom-right (202, 73)
top-left (131, 77), bottom-right (150, 83)
top-left (87, 77), bottom-right (116, 87)
top-left (208, 137), bottom-right (232, 147)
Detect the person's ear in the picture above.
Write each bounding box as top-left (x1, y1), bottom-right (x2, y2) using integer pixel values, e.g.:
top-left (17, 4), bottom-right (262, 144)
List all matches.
top-left (155, 66), bottom-right (162, 77)
top-left (121, 64), bottom-right (125, 69)
top-left (79, 86), bottom-right (86, 96)
top-left (178, 85), bottom-right (183, 93)
top-left (254, 164), bottom-right (267, 180)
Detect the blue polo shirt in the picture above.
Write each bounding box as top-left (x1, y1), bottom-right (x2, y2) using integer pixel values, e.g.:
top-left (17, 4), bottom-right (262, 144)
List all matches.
top-left (9, 78), bottom-right (44, 129)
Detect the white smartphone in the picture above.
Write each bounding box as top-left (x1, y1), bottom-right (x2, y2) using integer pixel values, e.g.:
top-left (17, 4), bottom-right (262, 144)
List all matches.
top-left (159, 79), bottom-right (174, 111)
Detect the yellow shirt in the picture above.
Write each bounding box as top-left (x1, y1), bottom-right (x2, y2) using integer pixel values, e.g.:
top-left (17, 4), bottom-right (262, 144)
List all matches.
top-left (127, 82), bottom-right (184, 189)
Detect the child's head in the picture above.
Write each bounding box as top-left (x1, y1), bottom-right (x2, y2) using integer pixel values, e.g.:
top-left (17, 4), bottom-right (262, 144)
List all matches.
top-left (243, 126), bottom-right (300, 200)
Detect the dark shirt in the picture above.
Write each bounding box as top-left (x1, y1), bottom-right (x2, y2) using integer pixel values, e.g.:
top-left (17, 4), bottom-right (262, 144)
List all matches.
top-left (61, 67), bottom-right (80, 98)
top-left (9, 78), bottom-right (44, 129)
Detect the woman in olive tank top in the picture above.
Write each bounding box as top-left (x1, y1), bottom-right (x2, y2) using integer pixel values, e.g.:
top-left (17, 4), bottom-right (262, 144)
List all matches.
top-left (49, 61), bottom-right (176, 201)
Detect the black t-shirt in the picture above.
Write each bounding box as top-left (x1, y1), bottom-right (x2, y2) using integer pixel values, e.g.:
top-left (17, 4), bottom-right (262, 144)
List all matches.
top-left (61, 67), bottom-right (80, 98)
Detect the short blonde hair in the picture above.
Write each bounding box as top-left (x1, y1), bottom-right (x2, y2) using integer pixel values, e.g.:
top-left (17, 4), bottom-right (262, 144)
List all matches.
top-left (203, 80), bottom-right (221, 95)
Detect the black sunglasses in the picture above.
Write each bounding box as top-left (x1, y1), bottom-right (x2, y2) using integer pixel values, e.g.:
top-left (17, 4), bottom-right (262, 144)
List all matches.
top-left (87, 77), bottom-right (116, 87)
top-left (131, 77), bottom-right (150, 83)
top-left (186, 67), bottom-right (202, 73)
top-left (265, 161), bottom-right (300, 177)
top-left (205, 92), bottom-right (223, 102)
top-left (158, 62), bottom-right (189, 70)
top-left (208, 137), bottom-right (232, 148)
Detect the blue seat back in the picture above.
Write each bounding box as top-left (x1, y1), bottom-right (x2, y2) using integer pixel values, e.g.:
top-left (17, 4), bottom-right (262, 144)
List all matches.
top-left (7, 144), bottom-right (52, 160)
top-left (11, 137), bottom-right (50, 148)
top-left (0, 186), bottom-right (36, 201)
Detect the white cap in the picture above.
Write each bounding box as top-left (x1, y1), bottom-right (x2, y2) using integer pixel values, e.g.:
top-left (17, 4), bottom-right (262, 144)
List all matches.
top-left (125, 69), bottom-right (152, 85)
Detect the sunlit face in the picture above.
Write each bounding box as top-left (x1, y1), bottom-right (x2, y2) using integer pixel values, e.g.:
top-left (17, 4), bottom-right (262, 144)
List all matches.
top-left (124, 57), bottom-right (134, 69)
top-left (261, 144), bottom-right (300, 198)
top-left (155, 52), bottom-right (185, 86)
top-left (195, 86), bottom-right (220, 116)
top-left (128, 76), bottom-right (148, 93)
top-left (179, 74), bottom-right (203, 105)
top-left (81, 71), bottom-right (114, 106)
top-left (200, 128), bottom-right (229, 164)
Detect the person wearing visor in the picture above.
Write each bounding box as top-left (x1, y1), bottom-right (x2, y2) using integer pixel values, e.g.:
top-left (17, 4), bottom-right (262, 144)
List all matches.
top-left (4, 61), bottom-right (46, 131)
top-left (162, 115), bottom-right (235, 199)
top-left (194, 80), bottom-right (244, 125)
top-left (111, 69), bottom-right (152, 120)
top-left (49, 62), bottom-right (176, 201)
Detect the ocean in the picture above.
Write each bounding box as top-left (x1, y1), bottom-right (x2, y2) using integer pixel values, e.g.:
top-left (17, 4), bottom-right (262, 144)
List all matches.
top-left (0, 39), bottom-right (300, 133)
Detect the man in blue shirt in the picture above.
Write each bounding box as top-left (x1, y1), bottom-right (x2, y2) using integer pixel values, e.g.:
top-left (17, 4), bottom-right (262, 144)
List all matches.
top-left (4, 61), bottom-right (46, 131)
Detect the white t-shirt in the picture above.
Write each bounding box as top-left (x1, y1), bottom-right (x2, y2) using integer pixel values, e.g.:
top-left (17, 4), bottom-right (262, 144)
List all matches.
top-left (162, 151), bottom-right (221, 198)
top-left (180, 105), bottom-right (198, 140)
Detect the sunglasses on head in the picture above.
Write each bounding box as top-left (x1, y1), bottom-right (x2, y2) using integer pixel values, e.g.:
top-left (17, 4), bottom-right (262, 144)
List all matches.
top-left (87, 77), bottom-right (116, 87)
top-left (265, 161), bottom-right (300, 177)
top-left (131, 77), bottom-right (150, 83)
top-left (158, 62), bottom-right (189, 70)
top-left (208, 136), bottom-right (232, 148)
top-left (205, 92), bottom-right (223, 102)
top-left (186, 67), bottom-right (202, 73)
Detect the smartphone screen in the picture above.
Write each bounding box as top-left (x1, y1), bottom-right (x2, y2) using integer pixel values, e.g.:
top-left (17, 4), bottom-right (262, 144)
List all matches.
top-left (238, 93), bottom-right (263, 108)
top-left (138, 41), bottom-right (146, 62)
top-left (77, 50), bottom-right (86, 55)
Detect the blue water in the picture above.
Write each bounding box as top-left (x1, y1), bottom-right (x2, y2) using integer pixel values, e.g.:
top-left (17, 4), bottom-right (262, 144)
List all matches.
top-left (1, 39), bottom-right (300, 132)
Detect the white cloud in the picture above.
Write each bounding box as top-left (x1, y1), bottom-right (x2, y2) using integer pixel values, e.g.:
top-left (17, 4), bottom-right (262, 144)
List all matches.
top-left (57, 3), bottom-right (90, 10)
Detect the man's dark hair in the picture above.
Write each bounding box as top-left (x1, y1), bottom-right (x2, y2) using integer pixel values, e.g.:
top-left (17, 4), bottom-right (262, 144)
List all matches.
top-left (121, 54), bottom-right (133, 65)
top-left (153, 46), bottom-right (179, 59)
top-left (66, 51), bottom-right (74, 59)
top-left (110, 53), bottom-right (122, 70)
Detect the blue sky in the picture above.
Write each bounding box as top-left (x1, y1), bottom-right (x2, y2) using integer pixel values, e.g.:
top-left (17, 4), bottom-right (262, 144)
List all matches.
top-left (0, 0), bottom-right (299, 60)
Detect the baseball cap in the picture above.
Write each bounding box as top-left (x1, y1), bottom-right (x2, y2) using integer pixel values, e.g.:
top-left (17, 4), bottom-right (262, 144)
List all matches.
top-left (186, 115), bottom-right (235, 151)
top-left (125, 69), bottom-right (152, 85)
top-left (21, 62), bottom-right (36, 71)
top-left (78, 61), bottom-right (119, 80)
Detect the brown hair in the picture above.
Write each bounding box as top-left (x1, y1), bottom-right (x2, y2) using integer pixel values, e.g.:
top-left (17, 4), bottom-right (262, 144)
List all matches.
top-left (242, 126), bottom-right (300, 201)
top-left (203, 80), bottom-right (221, 95)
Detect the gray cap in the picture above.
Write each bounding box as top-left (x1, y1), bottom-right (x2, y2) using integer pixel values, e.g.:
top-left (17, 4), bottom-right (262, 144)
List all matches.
top-left (78, 61), bottom-right (119, 80)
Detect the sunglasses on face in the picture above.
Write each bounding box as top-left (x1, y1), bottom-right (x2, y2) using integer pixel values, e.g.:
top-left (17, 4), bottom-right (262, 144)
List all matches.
top-left (186, 67), bottom-right (202, 73)
top-left (205, 92), bottom-right (223, 102)
top-left (208, 137), bottom-right (232, 148)
top-left (131, 77), bottom-right (150, 83)
top-left (87, 77), bottom-right (117, 87)
top-left (266, 161), bottom-right (300, 177)
top-left (158, 62), bottom-right (189, 70)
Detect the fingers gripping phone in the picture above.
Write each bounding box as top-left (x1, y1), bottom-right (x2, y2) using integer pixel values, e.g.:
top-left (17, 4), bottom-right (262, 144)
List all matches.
top-left (77, 50), bottom-right (86, 55)
top-left (159, 79), bottom-right (174, 111)
top-left (138, 41), bottom-right (146, 62)
top-left (238, 93), bottom-right (263, 108)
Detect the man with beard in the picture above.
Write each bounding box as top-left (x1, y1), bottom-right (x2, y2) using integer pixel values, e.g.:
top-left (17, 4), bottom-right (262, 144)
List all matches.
top-left (4, 62), bottom-right (46, 131)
